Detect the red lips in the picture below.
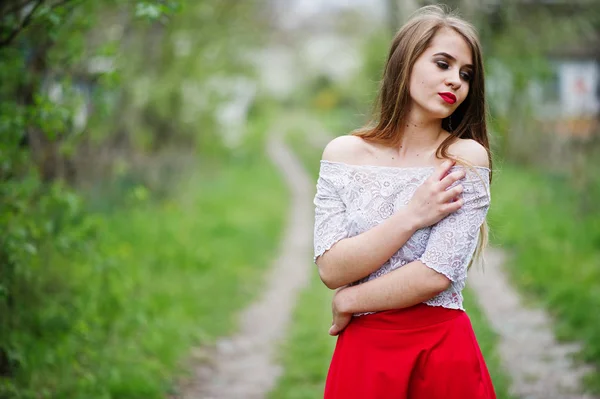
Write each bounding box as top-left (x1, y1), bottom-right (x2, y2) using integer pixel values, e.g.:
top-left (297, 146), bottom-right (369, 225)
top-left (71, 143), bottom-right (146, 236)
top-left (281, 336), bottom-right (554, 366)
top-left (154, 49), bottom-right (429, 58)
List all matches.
top-left (439, 92), bottom-right (457, 104)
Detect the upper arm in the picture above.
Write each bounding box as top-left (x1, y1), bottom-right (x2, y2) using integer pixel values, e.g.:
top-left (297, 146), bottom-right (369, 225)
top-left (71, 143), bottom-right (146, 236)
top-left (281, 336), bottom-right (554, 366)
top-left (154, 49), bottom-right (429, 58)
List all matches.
top-left (448, 139), bottom-right (490, 169)
top-left (313, 155), bottom-right (350, 264)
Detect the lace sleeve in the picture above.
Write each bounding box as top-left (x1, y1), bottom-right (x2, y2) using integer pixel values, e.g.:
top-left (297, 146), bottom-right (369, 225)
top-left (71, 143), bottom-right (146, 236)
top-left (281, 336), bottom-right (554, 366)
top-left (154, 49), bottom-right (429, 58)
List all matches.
top-left (418, 167), bottom-right (491, 282)
top-left (313, 162), bottom-right (349, 263)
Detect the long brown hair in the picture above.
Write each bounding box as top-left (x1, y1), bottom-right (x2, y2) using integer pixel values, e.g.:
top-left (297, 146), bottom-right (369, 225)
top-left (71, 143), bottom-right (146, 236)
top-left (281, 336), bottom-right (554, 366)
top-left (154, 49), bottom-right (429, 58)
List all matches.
top-left (355, 5), bottom-right (492, 267)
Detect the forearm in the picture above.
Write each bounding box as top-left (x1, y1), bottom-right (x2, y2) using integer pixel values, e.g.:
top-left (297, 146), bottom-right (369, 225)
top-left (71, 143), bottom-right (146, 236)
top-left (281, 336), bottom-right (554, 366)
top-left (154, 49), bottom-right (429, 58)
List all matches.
top-left (334, 260), bottom-right (450, 314)
top-left (316, 207), bottom-right (419, 289)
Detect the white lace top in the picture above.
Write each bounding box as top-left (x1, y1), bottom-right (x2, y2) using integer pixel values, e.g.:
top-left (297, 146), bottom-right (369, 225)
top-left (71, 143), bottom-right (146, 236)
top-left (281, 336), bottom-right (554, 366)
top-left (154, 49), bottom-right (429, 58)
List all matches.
top-left (313, 160), bottom-right (491, 313)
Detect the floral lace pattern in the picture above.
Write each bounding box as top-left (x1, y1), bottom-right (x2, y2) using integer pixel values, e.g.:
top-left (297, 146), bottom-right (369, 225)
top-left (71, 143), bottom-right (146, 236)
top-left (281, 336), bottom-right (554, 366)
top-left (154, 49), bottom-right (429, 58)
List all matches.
top-left (313, 160), bottom-right (491, 313)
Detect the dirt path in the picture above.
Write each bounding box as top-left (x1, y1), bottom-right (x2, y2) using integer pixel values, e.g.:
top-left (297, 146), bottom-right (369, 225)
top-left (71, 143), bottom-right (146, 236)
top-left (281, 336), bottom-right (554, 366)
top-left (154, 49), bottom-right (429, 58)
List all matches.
top-left (469, 248), bottom-right (597, 399)
top-left (176, 132), bottom-right (315, 399)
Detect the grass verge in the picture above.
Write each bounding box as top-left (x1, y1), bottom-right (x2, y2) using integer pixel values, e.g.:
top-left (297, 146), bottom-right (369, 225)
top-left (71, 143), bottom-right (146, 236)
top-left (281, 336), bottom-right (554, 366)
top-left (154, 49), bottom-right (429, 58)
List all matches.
top-left (269, 270), bottom-right (334, 399)
top-left (4, 153), bottom-right (287, 398)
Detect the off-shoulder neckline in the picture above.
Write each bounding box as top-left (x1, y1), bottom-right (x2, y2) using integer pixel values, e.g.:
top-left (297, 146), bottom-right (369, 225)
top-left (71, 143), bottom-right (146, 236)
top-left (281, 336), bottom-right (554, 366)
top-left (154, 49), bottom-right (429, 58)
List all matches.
top-left (320, 159), bottom-right (491, 172)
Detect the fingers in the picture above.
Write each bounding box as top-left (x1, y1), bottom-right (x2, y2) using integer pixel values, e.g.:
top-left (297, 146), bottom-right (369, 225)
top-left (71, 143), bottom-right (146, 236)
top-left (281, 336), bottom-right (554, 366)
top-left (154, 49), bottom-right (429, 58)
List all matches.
top-left (431, 159), bottom-right (455, 181)
top-left (443, 198), bottom-right (463, 214)
top-left (329, 313), bottom-right (352, 336)
top-left (439, 170), bottom-right (466, 189)
top-left (329, 324), bottom-right (341, 336)
top-left (440, 184), bottom-right (464, 203)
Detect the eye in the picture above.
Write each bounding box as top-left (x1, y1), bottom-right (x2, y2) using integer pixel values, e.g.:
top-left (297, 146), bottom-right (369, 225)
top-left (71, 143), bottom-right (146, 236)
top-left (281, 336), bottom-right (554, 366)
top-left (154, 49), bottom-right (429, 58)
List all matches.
top-left (435, 60), bottom-right (449, 69)
top-left (460, 71), bottom-right (472, 81)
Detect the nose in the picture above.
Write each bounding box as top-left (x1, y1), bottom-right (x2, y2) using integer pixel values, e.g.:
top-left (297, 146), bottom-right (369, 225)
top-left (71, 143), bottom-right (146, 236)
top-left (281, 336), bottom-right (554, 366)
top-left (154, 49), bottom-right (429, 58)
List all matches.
top-left (445, 72), bottom-right (462, 90)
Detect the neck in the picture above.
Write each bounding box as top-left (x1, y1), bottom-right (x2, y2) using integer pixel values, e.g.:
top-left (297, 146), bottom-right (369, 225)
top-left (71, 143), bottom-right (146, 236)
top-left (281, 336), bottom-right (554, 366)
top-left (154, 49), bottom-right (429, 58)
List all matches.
top-left (394, 110), bottom-right (444, 157)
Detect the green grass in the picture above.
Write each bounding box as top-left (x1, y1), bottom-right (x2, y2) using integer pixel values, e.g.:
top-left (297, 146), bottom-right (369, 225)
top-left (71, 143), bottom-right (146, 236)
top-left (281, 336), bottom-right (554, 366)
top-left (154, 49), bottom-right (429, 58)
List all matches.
top-left (5, 154), bottom-right (288, 398)
top-left (463, 289), bottom-right (514, 399)
top-left (488, 164), bottom-right (600, 391)
top-left (272, 128), bottom-right (513, 398)
top-left (269, 270), bottom-right (334, 399)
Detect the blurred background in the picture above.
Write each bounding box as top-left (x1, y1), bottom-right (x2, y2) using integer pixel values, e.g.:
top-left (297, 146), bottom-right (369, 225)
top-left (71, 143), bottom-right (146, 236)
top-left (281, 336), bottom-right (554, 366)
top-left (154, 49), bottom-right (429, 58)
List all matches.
top-left (1, 0), bottom-right (599, 398)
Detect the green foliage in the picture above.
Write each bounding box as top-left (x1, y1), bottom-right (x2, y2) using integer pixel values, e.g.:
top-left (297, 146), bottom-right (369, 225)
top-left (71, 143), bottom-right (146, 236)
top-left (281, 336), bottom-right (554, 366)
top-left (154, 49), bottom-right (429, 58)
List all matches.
top-left (135, 1), bottom-right (181, 20)
top-left (1, 149), bottom-right (287, 398)
top-left (0, 175), bottom-right (100, 397)
top-left (1, 0), bottom-right (274, 396)
top-left (106, 1), bottom-right (266, 155)
top-left (1, 1), bottom-right (181, 389)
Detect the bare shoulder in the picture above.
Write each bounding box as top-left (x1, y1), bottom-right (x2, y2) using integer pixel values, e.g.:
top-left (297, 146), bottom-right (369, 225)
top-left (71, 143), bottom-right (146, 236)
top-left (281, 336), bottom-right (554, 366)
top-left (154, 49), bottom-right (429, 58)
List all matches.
top-left (321, 135), bottom-right (368, 163)
top-left (448, 138), bottom-right (490, 168)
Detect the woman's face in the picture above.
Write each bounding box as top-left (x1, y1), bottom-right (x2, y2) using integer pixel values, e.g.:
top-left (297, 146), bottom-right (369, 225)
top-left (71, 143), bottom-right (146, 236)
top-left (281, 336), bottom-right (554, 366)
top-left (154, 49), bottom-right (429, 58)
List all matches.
top-left (408, 27), bottom-right (473, 121)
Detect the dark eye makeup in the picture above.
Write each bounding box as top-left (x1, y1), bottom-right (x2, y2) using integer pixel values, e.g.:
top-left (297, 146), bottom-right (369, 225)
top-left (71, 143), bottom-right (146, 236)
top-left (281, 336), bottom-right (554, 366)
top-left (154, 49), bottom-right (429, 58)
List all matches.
top-left (434, 59), bottom-right (472, 82)
top-left (460, 71), bottom-right (472, 81)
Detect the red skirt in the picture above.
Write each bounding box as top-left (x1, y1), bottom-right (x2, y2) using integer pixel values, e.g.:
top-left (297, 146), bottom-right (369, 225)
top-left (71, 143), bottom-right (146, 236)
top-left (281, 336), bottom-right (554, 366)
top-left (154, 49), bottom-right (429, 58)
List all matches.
top-left (324, 304), bottom-right (497, 399)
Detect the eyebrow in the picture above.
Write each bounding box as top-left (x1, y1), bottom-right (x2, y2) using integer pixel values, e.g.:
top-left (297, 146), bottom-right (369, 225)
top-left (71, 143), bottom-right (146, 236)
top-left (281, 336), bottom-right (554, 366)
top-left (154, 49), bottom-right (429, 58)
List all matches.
top-left (433, 52), bottom-right (474, 69)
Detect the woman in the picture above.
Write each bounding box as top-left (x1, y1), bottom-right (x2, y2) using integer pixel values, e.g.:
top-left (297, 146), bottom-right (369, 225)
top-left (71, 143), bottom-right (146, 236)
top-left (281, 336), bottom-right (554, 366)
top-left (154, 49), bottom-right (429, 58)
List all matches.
top-left (313, 5), bottom-right (496, 399)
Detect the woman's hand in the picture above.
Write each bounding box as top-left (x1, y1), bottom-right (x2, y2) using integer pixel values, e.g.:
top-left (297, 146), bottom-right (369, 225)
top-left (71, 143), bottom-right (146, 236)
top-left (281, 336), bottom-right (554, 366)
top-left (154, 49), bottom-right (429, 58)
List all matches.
top-left (329, 287), bottom-right (352, 336)
top-left (406, 160), bottom-right (466, 230)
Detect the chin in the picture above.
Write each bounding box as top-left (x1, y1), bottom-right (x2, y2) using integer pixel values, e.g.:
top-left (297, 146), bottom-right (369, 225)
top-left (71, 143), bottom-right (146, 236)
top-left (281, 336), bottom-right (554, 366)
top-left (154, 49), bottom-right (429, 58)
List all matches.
top-left (436, 104), bottom-right (458, 118)
top-left (428, 108), bottom-right (453, 120)
top-left (413, 100), bottom-right (456, 120)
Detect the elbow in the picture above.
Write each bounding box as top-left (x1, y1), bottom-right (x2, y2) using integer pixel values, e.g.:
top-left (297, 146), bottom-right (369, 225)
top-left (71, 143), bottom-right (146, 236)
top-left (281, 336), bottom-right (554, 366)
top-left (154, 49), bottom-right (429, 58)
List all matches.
top-left (434, 274), bottom-right (452, 293)
top-left (318, 268), bottom-right (343, 290)
top-left (316, 261), bottom-right (344, 290)
top-left (418, 260), bottom-right (452, 293)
